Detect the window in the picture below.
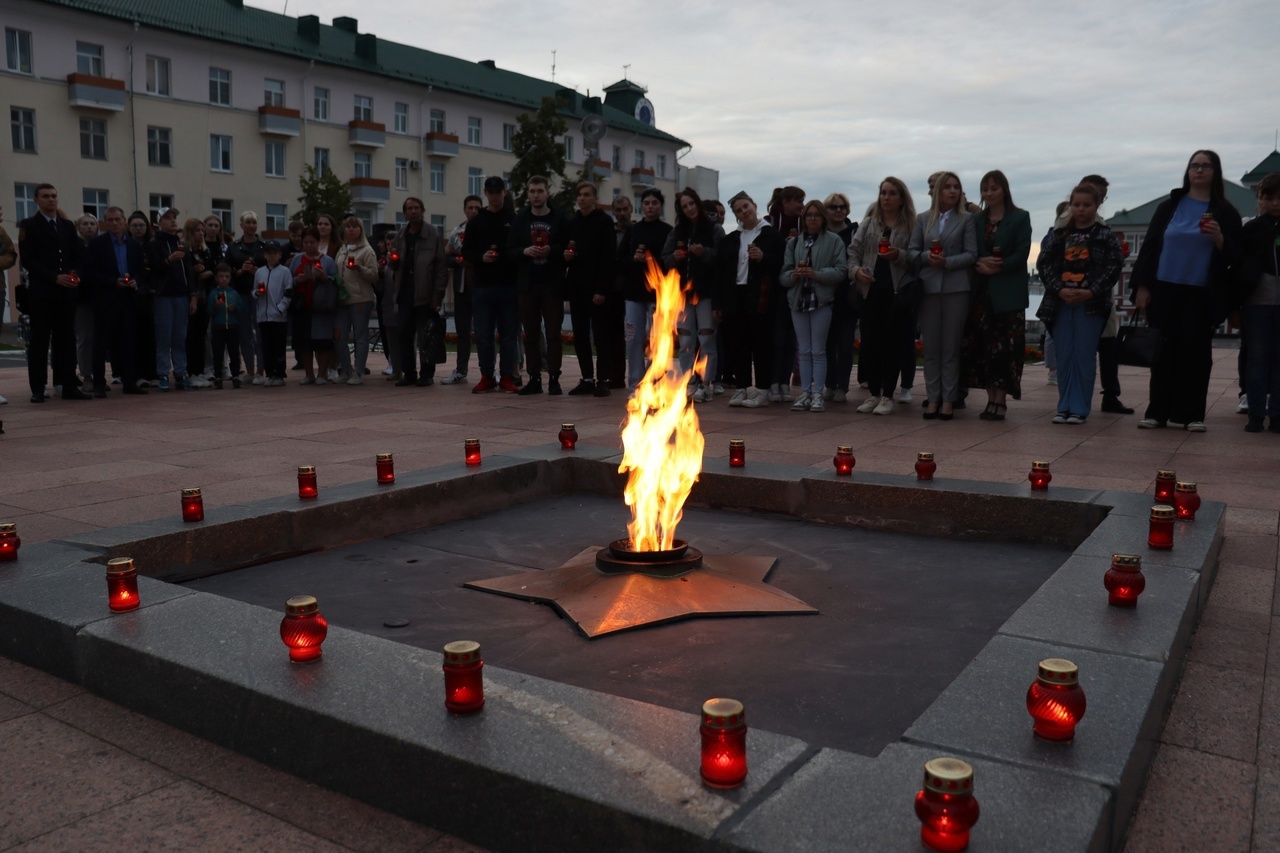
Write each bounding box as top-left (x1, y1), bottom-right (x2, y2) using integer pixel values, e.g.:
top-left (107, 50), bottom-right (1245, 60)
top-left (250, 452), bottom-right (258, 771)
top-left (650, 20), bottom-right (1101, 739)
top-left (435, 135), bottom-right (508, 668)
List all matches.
top-left (146, 55), bottom-right (170, 96)
top-left (394, 102), bottom-right (408, 134)
top-left (429, 162), bottom-right (445, 194)
top-left (265, 203), bottom-right (287, 232)
top-left (612, 145), bottom-right (622, 171)
top-left (265, 141), bottom-right (285, 177)
top-left (209, 67), bottom-right (230, 105)
top-left (10, 108), bottom-right (35, 153)
top-left (634, 149), bottom-right (645, 170)
top-left (76, 42), bottom-right (104, 76)
top-left (430, 214), bottom-right (446, 232)
top-left (148, 193), bottom-right (174, 223)
top-left (395, 158), bottom-right (408, 190)
top-left (429, 109), bottom-right (445, 134)
top-left (264, 78), bottom-right (284, 107)
top-left (82, 188), bottom-right (108, 219)
top-left (354, 152), bottom-right (372, 179)
top-left (313, 87), bottom-right (329, 121)
top-left (79, 118), bottom-right (106, 160)
top-left (14, 183), bottom-right (38, 220)
top-left (5, 28), bottom-right (32, 74)
top-left (656, 154), bottom-right (667, 179)
top-left (314, 147), bottom-right (330, 175)
top-left (147, 126), bottom-right (172, 166)
top-left (466, 167), bottom-right (484, 196)
top-left (354, 95), bottom-right (373, 122)
top-left (467, 116), bottom-right (482, 146)
top-left (502, 123), bottom-right (515, 152)
top-left (394, 211), bottom-right (406, 229)
top-left (211, 198), bottom-right (233, 231)
top-left (210, 134), bottom-right (232, 172)
top-left (563, 135), bottom-right (574, 163)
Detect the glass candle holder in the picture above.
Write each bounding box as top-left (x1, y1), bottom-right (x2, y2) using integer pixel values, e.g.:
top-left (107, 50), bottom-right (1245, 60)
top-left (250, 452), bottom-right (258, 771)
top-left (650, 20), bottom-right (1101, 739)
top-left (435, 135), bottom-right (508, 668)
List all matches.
top-left (1104, 553), bottom-right (1145, 607)
top-left (916, 452), bottom-right (937, 481)
top-left (376, 453), bottom-right (395, 485)
top-left (1148, 505), bottom-right (1175, 550)
top-left (0, 522), bottom-right (19, 562)
top-left (1026, 658), bottom-right (1087, 742)
top-left (992, 246), bottom-right (1003, 259)
top-left (1174, 482), bottom-right (1200, 521)
top-left (1028, 461), bottom-right (1051, 491)
top-left (833, 446), bottom-right (855, 476)
top-left (280, 595), bottom-right (328, 663)
top-left (914, 757), bottom-right (980, 852)
top-left (929, 239), bottom-right (942, 256)
top-left (558, 423), bottom-right (578, 450)
top-left (105, 557), bottom-right (140, 613)
top-left (1154, 469), bottom-right (1177, 505)
top-left (728, 439), bottom-right (745, 468)
top-left (180, 487), bottom-right (204, 522)
top-left (442, 640), bottom-right (486, 714)
top-left (297, 466), bottom-right (318, 499)
top-left (346, 256), bottom-right (356, 269)
top-left (700, 698), bottom-right (747, 789)
top-left (878, 237), bottom-right (890, 254)
top-left (464, 438), bottom-right (481, 466)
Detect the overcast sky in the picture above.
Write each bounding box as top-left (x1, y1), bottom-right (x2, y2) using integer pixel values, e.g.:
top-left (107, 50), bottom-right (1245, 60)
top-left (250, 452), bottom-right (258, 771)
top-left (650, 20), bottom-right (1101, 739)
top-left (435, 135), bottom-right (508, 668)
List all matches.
top-left (284, 0), bottom-right (1275, 247)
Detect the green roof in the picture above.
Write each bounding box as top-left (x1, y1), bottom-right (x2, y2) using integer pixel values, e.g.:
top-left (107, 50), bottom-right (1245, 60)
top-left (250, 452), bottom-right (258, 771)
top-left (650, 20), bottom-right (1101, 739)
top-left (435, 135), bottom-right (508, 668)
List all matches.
top-left (1109, 180), bottom-right (1258, 226)
top-left (1241, 150), bottom-right (1280, 187)
top-left (44, 0), bottom-right (688, 147)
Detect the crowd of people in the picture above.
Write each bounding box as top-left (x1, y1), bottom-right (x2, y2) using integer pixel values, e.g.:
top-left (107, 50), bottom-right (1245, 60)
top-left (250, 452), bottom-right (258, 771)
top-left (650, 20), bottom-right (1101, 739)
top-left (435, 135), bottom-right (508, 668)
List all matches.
top-left (3, 151), bottom-right (1278, 434)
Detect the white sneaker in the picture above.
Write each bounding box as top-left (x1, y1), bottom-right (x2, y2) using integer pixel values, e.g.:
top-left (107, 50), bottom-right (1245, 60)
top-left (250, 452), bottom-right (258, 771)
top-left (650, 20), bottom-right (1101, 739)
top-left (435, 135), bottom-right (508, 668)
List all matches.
top-left (857, 396), bottom-right (879, 413)
top-left (382, 365), bottom-right (395, 376)
top-left (1187, 421), bottom-right (1207, 432)
top-left (1047, 371), bottom-right (1058, 386)
top-left (693, 386), bottom-right (711, 403)
top-left (780, 388), bottom-right (793, 403)
top-left (858, 381), bottom-right (869, 389)
top-left (767, 384), bottom-right (783, 403)
top-left (314, 375), bottom-right (326, 385)
top-left (809, 395), bottom-right (825, 413)
top-left (327, 368), bottom-right (339, 382)
top-left (729, 389), bottom-right (748, 407)
top-left (0, 394), bottom-right (7, 405)
top-left (111, 376), bottom-right (121, 385)
top-left (833, 389), bottom-right (847, 403)
top-left (137, 379), bottom-right (151, 390)
top-left (741, 388), bottom-right (764, 408)
top-left (252, 375), bottom-right (265, 386)
top-left (440, 370), bottom-right (466, 385)
top-left (873, 397), bottom-right (895, 416)
top-left (896, 388), bottom-right (912, 404)
top-left (269, 377), bottom-right (285, 387)
top-left (1238, 393), bottom-right (1249, 414)
top-left (712, 382), bottom-right (725, 396)
top-left (791, 392), bottom-right (812, 411)
top-left (1066, 415), bottom-right (1085, 425)
top-left (347, 375), bottom-right (362, 385)
top-left (1137, 418), bottom-right (1161, 429)
top-left (1052, 414), bottom-right (1068, 424)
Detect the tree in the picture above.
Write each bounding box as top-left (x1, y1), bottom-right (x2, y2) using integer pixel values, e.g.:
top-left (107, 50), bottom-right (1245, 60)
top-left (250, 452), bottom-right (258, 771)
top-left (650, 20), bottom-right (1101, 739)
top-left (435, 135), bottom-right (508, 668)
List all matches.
top-left (294, 164), bottom-right (354, 225)
top-left (508, 96), bottom-right (568, 209)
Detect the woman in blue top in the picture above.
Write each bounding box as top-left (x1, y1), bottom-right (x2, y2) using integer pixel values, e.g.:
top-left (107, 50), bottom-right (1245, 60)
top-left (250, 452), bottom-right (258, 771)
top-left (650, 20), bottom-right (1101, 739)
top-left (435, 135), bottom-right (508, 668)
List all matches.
top-left (1131, 150), bottom-right (1244, 431)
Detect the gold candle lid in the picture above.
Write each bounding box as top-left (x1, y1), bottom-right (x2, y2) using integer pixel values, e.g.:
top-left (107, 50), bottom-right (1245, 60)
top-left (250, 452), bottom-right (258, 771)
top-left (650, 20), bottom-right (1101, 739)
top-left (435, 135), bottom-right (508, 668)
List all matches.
top-left (561, 423), bottom-right (575, 431)
top-left (1156, 469), bottom-right (1176, 479)
top-left (1150, 505), bottom-right (1175, 520)
top-left (443, 640), bottom-right (482, 664)
top-left (464, 438), bottom-right (480, 446)
top-left (922, 757), bottom-right (974, 794)
top-left (297, 466), bottom-right (316, 475)
top-left (836, 445), bottom-right (853, 454)
top-left (0, 522), bottom-right (15, 534)
top-left (728, 439), bottom-right (745, 448)
top-left (1031, 461), bottom-right (1050, 471)
top-left (1111, 554), bottom-right (1142, 570)
top-left (376, 453), bottom-right (393, 462)
top-left (1175, 481), bottom-right (1197, 492)
top-left (702, 697), bottom-right (745, 729)
top-left (1037, 658), bottom-right (1079, 686)
top-left (918, 452), bottom-right (934, 461)
top-left (106, 556), bottom-right (136, 575)
top-left (181, 487), bottom-right (201, 498)
top-left (285, 595), bottom-right (319, 616)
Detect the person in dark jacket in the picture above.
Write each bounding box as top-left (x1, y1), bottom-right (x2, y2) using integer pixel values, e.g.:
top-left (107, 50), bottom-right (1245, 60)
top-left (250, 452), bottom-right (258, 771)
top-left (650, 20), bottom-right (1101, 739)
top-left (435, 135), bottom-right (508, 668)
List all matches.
top-left (390, 197), bottom-right (449, 387)
top-left (563, 182), bottom-right (618, 396)
top-left (147, 207), bottom-right (198, 391)
top-left (463, 176), bottom-right (519, 393)
top-left (1238, 172), bottom-right (1280, 433)
top-left (1131, 150), bottom-right (1244, 431)
top-left (224, 211), bottom-right (268, 384)
top-left (618, 188), bottom-right (673, 390)
top-left (83, 206), bottom-right (147, 396)
top-left (661, 187), bottom-right (722, 402)
top-left (508, 176), bottom-right (568, 394)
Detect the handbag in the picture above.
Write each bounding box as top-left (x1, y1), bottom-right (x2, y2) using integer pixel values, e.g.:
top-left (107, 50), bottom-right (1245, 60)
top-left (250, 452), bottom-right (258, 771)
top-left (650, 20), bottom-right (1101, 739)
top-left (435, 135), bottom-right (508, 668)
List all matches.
top-left (1114, 310), bottom-right (1162, 368)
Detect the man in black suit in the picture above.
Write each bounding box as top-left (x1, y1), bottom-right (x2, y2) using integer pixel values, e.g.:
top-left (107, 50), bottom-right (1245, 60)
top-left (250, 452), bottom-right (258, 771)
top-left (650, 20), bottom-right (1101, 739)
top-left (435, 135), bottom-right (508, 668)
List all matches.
top-left (18, 183), bottom-right (88, 402)
top-left (84, 206), bottom-right (147, 397)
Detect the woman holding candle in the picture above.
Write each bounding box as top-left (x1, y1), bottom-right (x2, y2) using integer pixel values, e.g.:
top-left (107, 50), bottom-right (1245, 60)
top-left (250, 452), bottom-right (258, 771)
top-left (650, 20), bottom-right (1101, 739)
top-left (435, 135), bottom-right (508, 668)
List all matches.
top-left (662, 187), bottom-right (722, 402)
top-left (824, 192), bottom-right (859, 403)
top-left (907, 172), bottom-right (977, 420)
top-left (1131, 150), bottom-right (1244, 432)
top-left (334, 216), bottom-right (379, 385)
top-left (780, 200), bottom-right (848, 412)
top-left (315, 213), bottom-right (341, 259)
top-left (182, 218), bottom-right (215, 388)
top-left (1036, 184), bottom-right (1124, 424)
top-left (289, 227), bottom-right (340, 385)
top-left (963, 171), bottom-right (1032, 421)
top-left (849, 177), bottom-right (918, 415)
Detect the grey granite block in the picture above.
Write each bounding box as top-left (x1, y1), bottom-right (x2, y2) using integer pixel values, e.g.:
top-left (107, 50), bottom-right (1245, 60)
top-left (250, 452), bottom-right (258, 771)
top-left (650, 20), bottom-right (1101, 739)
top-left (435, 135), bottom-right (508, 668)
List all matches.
top-left (0, 541), bottom-right (102, 583)
top-left (727, 742), bottom-right (1110, 853)
top-left (501, 441), bottom-right (620, 463)
top-left (691, 461), bottom-right (813, 516)
top-left (78, 592), bottom-right (809, 851)
top-left (1074, 510), bottom-right (1224, 574)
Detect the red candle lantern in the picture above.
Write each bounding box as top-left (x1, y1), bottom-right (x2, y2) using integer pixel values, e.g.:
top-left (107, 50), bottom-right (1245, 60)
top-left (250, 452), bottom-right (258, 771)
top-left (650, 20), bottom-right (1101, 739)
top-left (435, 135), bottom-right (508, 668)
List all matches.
top-left (833, 445), bottom-right (855, 476)
top-left (1174, 482), bottom-right (1200, 521)
top-left (280, 595), bottom-right (328, 663)
top-left (180, 487), bottom-right (204, 522)
top-left (558, 423), bottom-right (578, 450)
top-left (728, 439), bottom-right (746, 468)
top-left (256, 282), bottom-right (267, 296)
top-left (0, 522), bottom-right (19, 562)
top-left (346, 256), bottom-right (356, 269)
top-left (992, 246), bottom-right (1003, 259)
top-left (700, 698), bottom-right (748, 789)
top-left (914, 757), bottom-right (980, 852)
top-left (566, 240), bottom-right (577, 257)
top-left (297, 465), bottom-right (318, 499)
top-left (1103, 553), bottom-right (1145, 607)
top-left (878, 236), bottom-right (890, 254)
top-left (390, 250), bottom-right (400, 264)
top-left (442, 640), bottom-right (486, 714)
top-left (376, 453), bottom-right (395, 485)
top-left (1026, 658), bottom-right (1087, 742)
top-left (1148, 505), bottom-right (1175, 549)
top-left (464, 438), bottom-right (482, 467)
top-left (930, 238), bottom-right (942, 256)
top-left (916, 451), bottom-right (937, 481)
top-left (1028, 461), bottom-right (1051, 491)
top-left (67, 271), bottom-right (80, 285)
top-left (1153, 469), bottom-right (1176, 505)
top-left (105, 557), bottom-right (140, 613)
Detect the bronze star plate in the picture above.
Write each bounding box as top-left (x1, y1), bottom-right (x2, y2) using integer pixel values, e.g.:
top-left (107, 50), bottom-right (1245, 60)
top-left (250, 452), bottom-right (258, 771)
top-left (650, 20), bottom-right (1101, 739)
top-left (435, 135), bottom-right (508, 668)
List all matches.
top-left (465, 547), bottom-right (818, 638)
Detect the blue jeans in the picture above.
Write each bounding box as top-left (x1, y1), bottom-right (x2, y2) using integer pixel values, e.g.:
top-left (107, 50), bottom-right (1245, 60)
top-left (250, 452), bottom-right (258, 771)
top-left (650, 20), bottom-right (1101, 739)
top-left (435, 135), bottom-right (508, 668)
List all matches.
top-left (624, 300), bottom-right (652, 389)
top-left (1243, 303), bottom-right (1280, 420)
top-left (336, 302), bottom-right (373, 376)
top-left (1049, 305), bottom-right (1104, 418)
top-left (791, 304), bottom-right (833, 394)
top-left (677, 297), bottom-right (717, 386)
top-left (471, 285), bottom-right (519, 380)
top-left (154, 295), bottom-right (189, 379)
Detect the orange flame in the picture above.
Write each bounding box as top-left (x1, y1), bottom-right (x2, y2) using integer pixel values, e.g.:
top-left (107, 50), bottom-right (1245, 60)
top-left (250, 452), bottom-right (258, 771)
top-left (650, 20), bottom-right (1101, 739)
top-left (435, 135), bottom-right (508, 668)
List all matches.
top-left (619, 258), bottom-right (705, 552)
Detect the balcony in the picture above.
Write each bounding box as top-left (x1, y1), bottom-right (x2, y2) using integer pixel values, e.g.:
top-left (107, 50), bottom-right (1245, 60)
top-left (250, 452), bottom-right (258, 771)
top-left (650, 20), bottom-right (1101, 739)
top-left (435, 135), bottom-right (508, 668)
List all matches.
top-left (590, 159), bottom-right (611, 182)
top-left (630, 167), bottom-right (655, 189)
top-left (350, 177), bottom-right (391, 204)
top-left (66, 73), bottom-right (125, 111)
top-left (424, 131), bottom-right (459, 158)
top-left (348, 120), bottom-right (386, 148)
top-left (258, 105), bottom-right (301, 136)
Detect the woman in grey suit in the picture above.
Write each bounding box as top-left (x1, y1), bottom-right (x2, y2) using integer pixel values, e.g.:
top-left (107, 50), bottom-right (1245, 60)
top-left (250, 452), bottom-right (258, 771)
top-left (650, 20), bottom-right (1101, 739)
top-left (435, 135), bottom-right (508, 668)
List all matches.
top-left (907, 172), bottom-right (977, 419)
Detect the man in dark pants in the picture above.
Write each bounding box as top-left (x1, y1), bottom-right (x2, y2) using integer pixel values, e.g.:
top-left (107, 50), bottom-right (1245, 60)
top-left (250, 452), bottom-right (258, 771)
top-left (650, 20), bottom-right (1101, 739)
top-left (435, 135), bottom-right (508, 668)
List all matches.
top-left (563, 182), bottom-right (618, 396)
top-left (84, 206), bottom-right (147, 397)
top-left (463, 177), bottom-right (519, 393)
top-left (18, 183), bottom-right (89, 402)
top-left (716, 192), bottom-right (785, 408)
top-left (509, 175), bottom-right (567, 395)
top-left (442, 194), bottom-right (482, 385)
top-left (391, 197), bottom-right (448, 387)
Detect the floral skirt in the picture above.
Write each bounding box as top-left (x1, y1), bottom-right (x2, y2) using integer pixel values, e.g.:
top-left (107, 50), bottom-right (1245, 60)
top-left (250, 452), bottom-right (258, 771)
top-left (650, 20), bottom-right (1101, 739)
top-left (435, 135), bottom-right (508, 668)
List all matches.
top-left (962, 283), bottom-right (1025, 399)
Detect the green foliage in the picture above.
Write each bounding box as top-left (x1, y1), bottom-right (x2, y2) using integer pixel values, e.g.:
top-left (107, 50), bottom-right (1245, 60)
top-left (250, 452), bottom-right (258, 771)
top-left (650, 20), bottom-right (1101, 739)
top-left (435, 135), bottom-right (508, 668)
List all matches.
top-left (294, 164), bottom-right (354, 225)
top-left (507, 97), bottom-right (568, 209)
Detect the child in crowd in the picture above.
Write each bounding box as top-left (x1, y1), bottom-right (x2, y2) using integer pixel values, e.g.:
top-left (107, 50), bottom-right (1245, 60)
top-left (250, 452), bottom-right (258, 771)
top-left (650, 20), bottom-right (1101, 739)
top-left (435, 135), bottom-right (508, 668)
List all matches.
top-left (207, 263), bottom-right (245, 389)
top-left (254, 241), bottom-right (294, 386)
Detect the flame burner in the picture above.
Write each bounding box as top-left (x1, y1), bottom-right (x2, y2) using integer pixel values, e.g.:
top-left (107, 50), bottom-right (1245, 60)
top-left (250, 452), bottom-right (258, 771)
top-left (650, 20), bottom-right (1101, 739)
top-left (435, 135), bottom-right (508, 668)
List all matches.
top-left (596, 539), bottom-right (704, 577)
